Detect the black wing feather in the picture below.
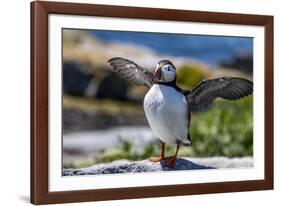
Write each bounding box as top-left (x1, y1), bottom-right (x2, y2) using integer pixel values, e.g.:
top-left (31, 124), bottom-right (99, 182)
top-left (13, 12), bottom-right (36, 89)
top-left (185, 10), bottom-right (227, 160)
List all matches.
top-left (108, 57), bottom-right (154, 88)
top-left (186, 77), bottom-right (253, 112)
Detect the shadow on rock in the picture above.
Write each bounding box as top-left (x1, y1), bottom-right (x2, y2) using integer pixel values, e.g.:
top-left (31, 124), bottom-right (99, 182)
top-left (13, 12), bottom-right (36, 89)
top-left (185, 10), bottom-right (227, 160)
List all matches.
top-left (160, 158), bottom-right (215, 171)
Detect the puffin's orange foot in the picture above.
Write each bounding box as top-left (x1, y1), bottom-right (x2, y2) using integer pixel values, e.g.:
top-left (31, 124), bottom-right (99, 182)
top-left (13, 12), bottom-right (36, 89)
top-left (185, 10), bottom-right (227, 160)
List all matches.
top-left (149, 156), bottom-right (164, 162)
top-left (164, 156), bottom-right (177, 168)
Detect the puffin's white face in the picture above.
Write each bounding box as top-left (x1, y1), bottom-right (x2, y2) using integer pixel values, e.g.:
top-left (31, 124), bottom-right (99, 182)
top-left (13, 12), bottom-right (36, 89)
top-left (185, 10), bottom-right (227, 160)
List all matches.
top-left (161, 64), bottom-right (176, 82)
top-left (154, 63), bottom-right (176, 82)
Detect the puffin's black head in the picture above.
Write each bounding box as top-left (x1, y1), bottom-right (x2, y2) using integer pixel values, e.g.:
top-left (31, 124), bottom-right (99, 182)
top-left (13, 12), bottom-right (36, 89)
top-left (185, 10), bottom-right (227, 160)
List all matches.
top-left (153, 60), bottom-right (176, 82)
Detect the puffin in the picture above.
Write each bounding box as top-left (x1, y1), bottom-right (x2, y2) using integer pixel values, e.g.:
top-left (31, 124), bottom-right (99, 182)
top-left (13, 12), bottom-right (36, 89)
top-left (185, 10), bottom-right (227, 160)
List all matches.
top-left (108, 57), bottom-right (253, 168)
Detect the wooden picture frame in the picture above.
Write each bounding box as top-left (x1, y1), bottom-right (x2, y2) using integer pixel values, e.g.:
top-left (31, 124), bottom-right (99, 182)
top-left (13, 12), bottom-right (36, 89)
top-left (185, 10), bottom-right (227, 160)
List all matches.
top-left (31, 0), bottom-right (274, 204)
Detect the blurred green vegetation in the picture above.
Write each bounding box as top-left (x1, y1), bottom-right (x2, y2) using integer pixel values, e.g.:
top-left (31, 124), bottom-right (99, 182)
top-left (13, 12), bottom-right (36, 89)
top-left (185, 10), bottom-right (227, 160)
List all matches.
top-left (176, 65), bottom-right (208, 88)
top-left (64, 95), bottom-right (144, 115)
top-left (190, 96), bottom-right (253, 157)
top-left (64, 159), bottom-right (94, 169)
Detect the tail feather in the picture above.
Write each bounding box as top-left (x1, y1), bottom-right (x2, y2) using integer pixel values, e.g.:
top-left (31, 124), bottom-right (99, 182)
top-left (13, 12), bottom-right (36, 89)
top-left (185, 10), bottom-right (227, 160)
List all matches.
top-left (177, 133), bottom-right (192, 147)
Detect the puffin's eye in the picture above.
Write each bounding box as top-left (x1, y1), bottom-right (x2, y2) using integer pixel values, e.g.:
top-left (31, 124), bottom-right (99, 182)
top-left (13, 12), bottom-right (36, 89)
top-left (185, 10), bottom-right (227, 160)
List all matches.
top-left (164, 65), bottom-right (173, 71)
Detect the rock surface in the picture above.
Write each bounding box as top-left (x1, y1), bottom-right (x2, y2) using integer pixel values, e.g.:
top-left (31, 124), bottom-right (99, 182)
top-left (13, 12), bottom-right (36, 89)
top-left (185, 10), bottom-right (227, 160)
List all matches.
top-left (63, 157), bottom-right (253, 176)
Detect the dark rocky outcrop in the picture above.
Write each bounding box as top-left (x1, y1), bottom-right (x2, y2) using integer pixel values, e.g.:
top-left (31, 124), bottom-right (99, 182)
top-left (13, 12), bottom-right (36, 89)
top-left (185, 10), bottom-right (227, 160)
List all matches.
top-left (63, 61), bottom-right (93, 96)
top-left (63, 61), bottom-right (133, 101)
top-left (63, 158), bottom-right (215, 176)
top-left (96, 72), bottom-right (128, 101)
top-left (220, 53), bottom-right (253, 74)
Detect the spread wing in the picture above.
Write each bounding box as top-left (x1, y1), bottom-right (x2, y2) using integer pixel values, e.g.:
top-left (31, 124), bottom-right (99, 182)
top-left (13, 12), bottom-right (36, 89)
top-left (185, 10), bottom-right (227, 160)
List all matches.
top-left (108, 57), bottom-right (154, 88)
top-left (185, 77), bottom-right (253, 112)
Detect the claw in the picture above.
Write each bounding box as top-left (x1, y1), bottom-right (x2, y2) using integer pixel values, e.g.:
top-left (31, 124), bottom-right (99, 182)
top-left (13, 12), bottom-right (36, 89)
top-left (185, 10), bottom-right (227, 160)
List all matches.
top-left (164, 156), bottom-right (177, 168)
top-left (149, 156), bottom-right (164, 162)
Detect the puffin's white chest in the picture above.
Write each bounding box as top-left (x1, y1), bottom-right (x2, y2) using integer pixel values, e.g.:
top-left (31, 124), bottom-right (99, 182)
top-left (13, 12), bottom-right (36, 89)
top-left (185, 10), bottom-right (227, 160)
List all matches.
top-left (143, 84), bottom-right (188, 144)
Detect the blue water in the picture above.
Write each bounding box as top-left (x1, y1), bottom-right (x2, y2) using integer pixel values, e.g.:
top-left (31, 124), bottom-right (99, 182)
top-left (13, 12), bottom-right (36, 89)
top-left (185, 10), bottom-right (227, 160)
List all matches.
top-left (90, 30), bottom-right (253, 66)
